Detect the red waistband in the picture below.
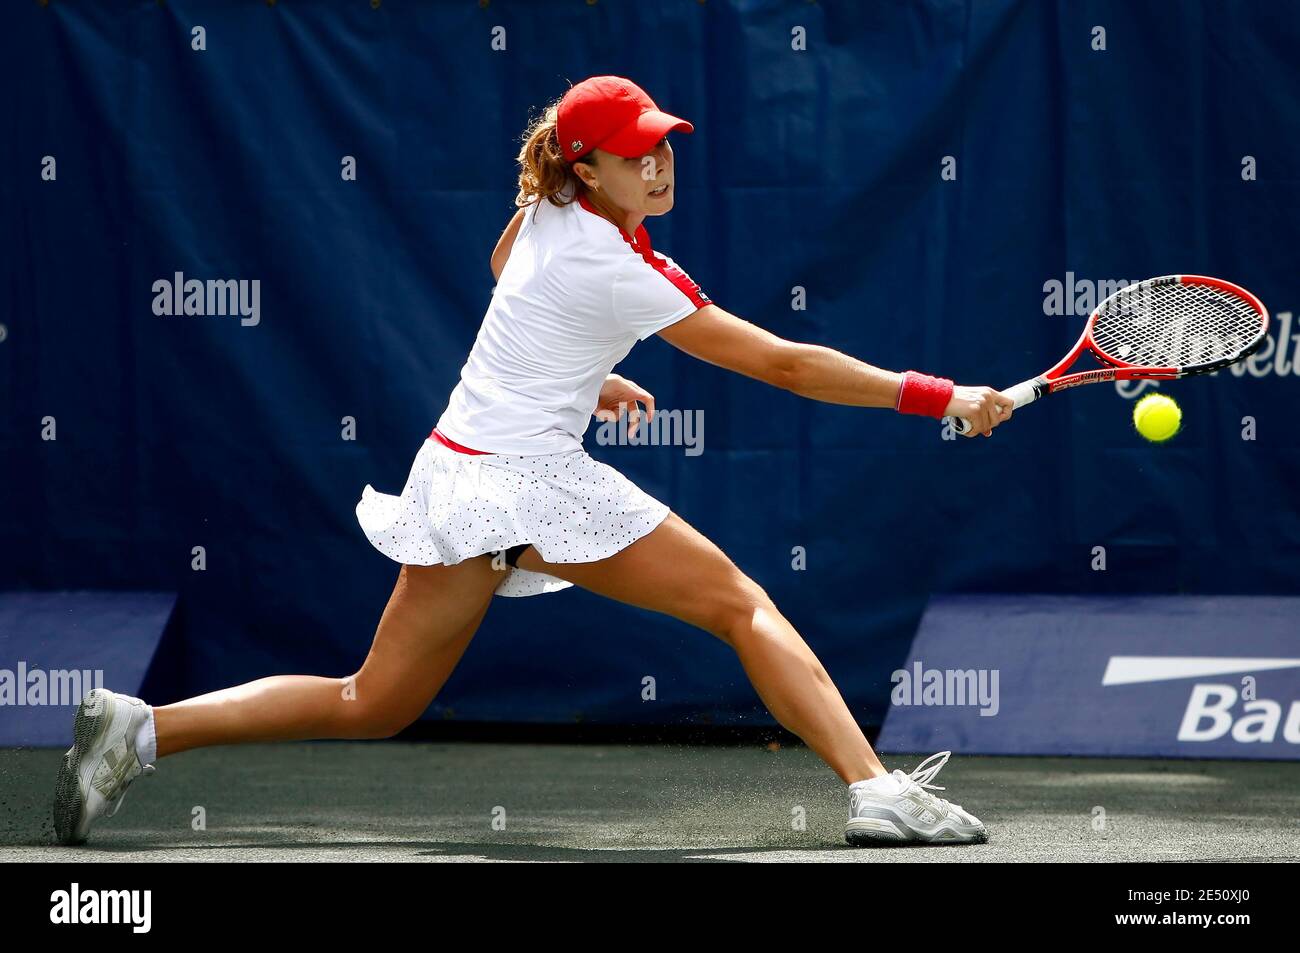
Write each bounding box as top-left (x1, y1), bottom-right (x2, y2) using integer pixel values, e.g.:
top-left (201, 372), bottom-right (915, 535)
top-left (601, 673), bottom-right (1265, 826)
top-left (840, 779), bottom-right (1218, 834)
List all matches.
top-left (430, 427), bottom-right (491, 455)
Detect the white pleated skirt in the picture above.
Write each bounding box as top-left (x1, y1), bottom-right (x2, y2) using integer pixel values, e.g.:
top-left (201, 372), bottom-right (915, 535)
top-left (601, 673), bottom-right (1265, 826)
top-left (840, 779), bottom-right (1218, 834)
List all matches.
top-left (355, 438), bottom-right (670, 597)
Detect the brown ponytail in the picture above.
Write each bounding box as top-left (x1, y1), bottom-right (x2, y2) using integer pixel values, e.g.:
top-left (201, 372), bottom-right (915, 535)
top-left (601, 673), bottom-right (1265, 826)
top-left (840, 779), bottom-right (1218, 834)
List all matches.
top-left (514, 98), bottom-right (593, 209)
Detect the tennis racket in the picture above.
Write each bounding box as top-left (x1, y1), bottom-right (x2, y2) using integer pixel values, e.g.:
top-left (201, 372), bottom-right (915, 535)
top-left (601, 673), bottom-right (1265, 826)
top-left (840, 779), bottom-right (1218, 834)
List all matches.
top-left (949, 275), bottom-right (1269, 435)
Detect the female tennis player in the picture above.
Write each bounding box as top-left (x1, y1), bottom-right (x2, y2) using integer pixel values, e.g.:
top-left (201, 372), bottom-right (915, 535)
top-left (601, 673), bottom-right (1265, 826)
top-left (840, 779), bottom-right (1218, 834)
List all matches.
top-left (55, 76), bottom-right (1012, 848)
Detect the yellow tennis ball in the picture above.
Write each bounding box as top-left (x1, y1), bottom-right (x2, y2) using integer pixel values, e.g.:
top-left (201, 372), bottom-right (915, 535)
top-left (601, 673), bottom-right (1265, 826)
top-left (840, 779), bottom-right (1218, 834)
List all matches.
top-left (1133, 393), bottom-right (1182, 442)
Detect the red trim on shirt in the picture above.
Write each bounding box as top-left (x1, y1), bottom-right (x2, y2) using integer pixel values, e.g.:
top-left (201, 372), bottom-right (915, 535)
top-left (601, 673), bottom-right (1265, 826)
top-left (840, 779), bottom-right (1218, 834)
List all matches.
top-left (651, 254), bottom-right (710, 308)
top-left (576, 194), bottom-right (711, 309)
top-left (430, 427), bottom-right (491, 455)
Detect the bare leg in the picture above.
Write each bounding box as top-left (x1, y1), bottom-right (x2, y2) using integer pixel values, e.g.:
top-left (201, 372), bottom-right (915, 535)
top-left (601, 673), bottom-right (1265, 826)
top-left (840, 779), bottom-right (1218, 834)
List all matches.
top-left (516, 513), bottom-right (886, 783)
top-left (154, 557), bottom-right (503, 758)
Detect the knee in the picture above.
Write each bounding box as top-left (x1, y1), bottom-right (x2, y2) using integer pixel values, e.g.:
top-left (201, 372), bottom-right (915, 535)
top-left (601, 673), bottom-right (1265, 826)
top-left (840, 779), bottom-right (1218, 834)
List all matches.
top-left (702, 575), bottom-right (774, 647)
top-left (335, 681), bottom-right (418, 740)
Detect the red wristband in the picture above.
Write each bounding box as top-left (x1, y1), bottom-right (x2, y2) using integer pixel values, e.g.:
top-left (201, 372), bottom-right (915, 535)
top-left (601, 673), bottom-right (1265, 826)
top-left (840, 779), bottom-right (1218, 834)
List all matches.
top-left (895, 371), bottom-right (954, 418)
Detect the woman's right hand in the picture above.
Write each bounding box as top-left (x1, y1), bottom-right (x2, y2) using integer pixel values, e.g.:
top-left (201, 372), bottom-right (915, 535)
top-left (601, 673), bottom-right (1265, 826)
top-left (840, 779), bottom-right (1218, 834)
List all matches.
top-left (946, 386), bottom-right (1014, 437)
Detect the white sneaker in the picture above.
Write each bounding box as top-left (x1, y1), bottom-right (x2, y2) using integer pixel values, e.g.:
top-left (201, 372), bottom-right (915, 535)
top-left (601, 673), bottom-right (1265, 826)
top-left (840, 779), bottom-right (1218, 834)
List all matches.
top-left (53, 689), bottom-right (155, 845)
top-left (845, 751), bottom-right (988, 846)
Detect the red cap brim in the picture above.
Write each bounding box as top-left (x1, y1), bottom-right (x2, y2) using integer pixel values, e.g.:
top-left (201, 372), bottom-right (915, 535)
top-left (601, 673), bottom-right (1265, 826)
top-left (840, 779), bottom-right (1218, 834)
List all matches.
top-left (599, 110), bottom-right (694, 158)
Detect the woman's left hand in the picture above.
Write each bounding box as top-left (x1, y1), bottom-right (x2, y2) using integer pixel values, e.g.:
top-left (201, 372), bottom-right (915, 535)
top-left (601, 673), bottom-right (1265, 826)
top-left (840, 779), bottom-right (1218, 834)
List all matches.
top-left (593, 374), bottom-right (655, 438)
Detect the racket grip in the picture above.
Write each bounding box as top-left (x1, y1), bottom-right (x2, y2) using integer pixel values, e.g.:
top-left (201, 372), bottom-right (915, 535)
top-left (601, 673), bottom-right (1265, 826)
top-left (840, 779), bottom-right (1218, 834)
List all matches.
top-left (948, 379), bottom-right (1043, 435)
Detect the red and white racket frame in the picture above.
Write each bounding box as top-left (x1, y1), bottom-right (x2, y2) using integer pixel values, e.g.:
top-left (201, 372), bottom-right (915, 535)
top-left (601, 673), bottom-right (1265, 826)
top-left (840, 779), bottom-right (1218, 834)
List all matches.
top-left (953, 274), bottom-right (1269, 434)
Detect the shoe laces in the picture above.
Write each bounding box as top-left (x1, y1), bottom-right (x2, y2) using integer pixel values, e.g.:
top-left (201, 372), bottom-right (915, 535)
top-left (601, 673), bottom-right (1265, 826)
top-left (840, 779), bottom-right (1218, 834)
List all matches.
top-left (895, 751), bottom-right (961, 814)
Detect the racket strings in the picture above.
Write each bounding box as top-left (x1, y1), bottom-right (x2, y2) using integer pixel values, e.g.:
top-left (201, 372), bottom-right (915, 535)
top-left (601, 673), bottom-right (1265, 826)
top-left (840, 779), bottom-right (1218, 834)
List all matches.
top-left (1091, 282), bottom-right (1262, 370)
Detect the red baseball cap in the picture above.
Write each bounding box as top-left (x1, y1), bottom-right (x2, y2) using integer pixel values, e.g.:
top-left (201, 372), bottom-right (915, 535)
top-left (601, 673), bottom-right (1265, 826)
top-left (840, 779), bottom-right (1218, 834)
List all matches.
top-left (557, 76), bottom-right (694, 163)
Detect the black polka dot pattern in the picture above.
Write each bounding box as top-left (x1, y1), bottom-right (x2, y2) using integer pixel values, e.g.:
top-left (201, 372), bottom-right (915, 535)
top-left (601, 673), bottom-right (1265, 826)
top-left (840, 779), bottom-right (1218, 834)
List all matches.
top-left (356, 439), bottom-right (670, 597)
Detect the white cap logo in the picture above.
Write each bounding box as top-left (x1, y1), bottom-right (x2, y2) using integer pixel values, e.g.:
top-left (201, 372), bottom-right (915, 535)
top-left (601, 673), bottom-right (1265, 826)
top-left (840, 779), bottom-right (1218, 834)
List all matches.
top-left (571, 139), bottom-right (583, 153)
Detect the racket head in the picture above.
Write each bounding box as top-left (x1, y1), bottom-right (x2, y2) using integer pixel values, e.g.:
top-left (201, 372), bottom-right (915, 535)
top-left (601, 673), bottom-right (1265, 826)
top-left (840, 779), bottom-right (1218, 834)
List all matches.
top-left (1083, 275), bottom-right (1269, 379)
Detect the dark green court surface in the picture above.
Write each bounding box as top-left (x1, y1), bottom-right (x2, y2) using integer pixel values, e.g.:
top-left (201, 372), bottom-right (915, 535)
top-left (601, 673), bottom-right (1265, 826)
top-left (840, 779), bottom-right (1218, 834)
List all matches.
top-left (1, 744), bottom-right (1295, 862)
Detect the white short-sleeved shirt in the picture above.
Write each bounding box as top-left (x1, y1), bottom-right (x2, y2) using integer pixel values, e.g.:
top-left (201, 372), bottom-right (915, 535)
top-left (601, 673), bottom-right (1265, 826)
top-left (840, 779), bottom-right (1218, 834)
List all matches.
top-left (434, 184), bottom-right (710, 455)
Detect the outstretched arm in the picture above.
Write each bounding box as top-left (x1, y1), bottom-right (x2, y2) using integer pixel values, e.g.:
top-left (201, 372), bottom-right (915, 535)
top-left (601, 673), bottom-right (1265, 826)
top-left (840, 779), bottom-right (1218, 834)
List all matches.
top-left (657, 304), bottom-right (1011, 436)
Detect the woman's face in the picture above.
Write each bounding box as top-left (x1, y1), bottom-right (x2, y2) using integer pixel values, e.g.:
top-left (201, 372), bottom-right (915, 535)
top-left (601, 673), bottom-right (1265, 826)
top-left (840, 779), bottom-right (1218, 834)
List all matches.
top-left (577, 137), bottom-right (676, 218)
